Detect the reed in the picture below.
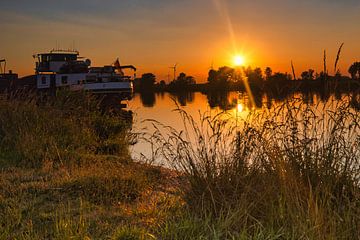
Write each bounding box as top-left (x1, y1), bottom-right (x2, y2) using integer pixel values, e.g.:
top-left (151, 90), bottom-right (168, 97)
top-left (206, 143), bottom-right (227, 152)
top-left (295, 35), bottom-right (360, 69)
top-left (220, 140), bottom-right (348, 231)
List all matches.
top-left (152, 98), bottom-right (360, 239)
top-left (334, 42), bottom-right (344, 74)
top-left (323, 49), bottom-right (327, 76)
top-left (291, 60), bottom-right (296, 80)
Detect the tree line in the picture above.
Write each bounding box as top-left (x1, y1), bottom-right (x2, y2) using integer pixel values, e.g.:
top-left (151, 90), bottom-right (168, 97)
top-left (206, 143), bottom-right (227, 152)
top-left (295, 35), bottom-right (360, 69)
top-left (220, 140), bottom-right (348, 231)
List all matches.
top-left (133, 72), bottom-right (197, 93)
top-left (133, 61), bottom-right (360, 93)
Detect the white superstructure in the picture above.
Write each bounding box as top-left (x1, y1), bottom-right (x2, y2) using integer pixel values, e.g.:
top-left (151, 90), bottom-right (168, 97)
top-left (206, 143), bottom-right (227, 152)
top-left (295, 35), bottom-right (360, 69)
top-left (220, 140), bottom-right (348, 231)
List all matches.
top-left (35, 50), bottom-right (136, 99)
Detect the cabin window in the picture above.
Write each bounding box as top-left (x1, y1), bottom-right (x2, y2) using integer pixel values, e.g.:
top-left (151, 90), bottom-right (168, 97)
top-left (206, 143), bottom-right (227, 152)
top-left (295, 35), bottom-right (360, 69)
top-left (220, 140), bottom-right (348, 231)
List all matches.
top-left (61, 76), bottom-right (68, 84)
top-left (41, 76), bottom-right (47, 84)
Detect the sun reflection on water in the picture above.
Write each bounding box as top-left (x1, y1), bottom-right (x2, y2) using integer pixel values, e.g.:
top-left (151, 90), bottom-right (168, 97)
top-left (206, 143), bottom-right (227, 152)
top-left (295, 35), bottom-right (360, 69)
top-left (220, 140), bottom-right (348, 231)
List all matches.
top-left (237, 103), bottom-right (244, 113)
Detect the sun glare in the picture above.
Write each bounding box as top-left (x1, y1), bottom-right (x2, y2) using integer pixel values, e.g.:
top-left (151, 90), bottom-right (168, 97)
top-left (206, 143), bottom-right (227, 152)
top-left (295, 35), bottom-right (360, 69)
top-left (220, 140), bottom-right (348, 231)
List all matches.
top-left (233, 55), bottom-right (245, 66)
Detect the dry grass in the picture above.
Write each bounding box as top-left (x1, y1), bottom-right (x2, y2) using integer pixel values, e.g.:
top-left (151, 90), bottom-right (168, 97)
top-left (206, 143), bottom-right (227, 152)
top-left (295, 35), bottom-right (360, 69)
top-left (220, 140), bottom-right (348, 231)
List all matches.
top-left (1, 90), bottom-right (359, 239)
top-left (0, 155), bottom-right (181, 239)
top-left (150, 96), bottom-right (360, 239)
top-left (0, 91), bottom-right (182, 239)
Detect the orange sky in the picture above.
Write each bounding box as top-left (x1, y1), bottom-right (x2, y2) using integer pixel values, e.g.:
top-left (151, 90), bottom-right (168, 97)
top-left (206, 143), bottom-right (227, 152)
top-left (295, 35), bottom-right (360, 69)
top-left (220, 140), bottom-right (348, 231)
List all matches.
top-left (1, 0), bottom-right (360, 82)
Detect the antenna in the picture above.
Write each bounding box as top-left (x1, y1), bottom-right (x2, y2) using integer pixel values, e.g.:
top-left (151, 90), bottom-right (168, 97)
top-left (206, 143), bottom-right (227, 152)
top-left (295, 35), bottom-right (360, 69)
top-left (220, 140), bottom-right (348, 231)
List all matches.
top-left (55, 40), bottom-right (59, 51)
top-left (169, 63), bottom-right (178, 81)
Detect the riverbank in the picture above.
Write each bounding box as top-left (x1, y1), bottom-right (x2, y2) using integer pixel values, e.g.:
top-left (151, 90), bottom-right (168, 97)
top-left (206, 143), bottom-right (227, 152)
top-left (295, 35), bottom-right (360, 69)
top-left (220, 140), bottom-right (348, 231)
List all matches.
top-left (0, 92), bottom-right (184, 239)
top-left (0, 156), bottom-right (183, 239)
top-left (0, 91), bottom-right (359, 239)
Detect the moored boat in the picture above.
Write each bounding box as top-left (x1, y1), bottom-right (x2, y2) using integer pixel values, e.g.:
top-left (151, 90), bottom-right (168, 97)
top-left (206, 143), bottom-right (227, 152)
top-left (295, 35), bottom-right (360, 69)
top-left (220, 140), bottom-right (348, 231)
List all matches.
top-left (34, 49), bottom-right (136, 100)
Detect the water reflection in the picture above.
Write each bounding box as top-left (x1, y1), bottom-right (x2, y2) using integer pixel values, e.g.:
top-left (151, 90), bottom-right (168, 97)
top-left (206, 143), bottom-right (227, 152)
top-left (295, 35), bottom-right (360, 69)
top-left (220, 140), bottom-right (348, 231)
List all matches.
top-left (139, 91), bottom-right (156, 107)
top-left (237, 103), bottom-right (244, 113)
top-left (207, 91), bottom-right (233, 110)
top-left (170, 92), bottom-right (195, 106)
top-left (134, 91), bottom-right (360, 113)
top-left (129, 91), bottom-right (359, 164)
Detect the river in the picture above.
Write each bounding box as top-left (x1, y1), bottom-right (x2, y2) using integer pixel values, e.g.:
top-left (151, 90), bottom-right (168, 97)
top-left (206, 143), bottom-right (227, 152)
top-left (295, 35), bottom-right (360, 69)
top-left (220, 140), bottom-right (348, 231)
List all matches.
top-left (127, 91), bottom-right (359, 165)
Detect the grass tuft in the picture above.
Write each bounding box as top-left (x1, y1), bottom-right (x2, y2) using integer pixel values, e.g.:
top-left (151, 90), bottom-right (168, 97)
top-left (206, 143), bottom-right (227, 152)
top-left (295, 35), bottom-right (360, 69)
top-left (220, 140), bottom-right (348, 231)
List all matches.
top-left (151, 96), bottom-right (360, 239)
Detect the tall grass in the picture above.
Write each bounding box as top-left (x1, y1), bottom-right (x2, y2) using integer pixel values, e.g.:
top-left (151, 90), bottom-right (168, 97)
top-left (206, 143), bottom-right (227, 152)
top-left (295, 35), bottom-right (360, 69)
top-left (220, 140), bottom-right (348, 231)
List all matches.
top-left (334, 43), bottom-right (344, 74)
top-left (151, 97), bottom-right (360, 239)
top-left (0, 90), bottom-right (131, 168)
top-left (0, 91), bottom-right (166, 239)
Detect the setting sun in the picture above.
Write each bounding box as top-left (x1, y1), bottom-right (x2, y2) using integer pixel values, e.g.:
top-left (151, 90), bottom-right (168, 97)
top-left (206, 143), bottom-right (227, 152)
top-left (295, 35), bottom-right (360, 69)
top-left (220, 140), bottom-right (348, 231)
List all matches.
top-left (233, 55), bottom-right (245, 66)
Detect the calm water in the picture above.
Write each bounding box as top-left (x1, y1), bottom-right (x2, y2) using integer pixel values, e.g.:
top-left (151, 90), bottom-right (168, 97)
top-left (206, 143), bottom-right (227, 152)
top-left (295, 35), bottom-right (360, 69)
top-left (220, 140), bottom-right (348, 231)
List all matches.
top-left (127, 91), bottom-right (358, 164)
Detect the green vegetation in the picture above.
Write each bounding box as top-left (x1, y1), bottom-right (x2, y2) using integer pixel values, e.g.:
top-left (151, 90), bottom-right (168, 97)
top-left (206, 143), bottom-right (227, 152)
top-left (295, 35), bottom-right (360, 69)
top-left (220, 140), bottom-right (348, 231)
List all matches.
top-left (150, 98), bottom-right (360, 239)
top-left (0, 91), bottom-right (359, 239)
top-left (0, 92), bottom-right (181, 239)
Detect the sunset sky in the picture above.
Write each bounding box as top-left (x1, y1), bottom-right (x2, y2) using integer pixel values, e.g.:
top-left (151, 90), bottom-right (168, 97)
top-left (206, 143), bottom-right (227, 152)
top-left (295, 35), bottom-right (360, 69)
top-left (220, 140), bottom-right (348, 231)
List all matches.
top-left (0, 0), bottom-right (359, 82)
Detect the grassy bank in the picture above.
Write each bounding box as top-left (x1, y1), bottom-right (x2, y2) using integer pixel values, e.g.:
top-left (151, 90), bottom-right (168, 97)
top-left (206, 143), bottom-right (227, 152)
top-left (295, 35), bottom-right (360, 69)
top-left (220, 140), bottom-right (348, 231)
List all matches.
top-left (0, 92), bottom-right (182, 239)
top-left (0, 92), bottom-right (359, 239)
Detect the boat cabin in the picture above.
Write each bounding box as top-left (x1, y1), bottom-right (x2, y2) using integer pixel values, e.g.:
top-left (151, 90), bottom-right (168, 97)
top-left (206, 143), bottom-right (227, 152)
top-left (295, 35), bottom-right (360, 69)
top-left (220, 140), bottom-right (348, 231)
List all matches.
top-left (35, 50), bottom-right (79, 73)
top-left (34, 49), bottom-right (135, 99)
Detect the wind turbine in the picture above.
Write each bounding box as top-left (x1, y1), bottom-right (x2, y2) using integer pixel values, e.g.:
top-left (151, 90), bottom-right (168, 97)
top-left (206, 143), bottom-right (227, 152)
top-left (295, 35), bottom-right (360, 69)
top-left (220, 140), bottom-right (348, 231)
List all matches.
top-left (169, 63), bottom-right (178, 81)
top-left (209, 60), bottom-right (214, 70)
top-left (0, 59), bottom-right (6, 74)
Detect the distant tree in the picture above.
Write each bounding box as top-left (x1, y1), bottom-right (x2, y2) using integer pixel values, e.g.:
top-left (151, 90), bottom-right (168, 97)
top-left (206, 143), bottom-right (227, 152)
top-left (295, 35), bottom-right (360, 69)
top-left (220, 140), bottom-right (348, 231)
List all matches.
top-left (185, 76), bottom-right (196, 85)
top-left (207, 66), bottom-right (235, 90)
top-left (159, 80), bottom-right (166, 88)
top-left (142, 73), bottom-right (156, 86)
top-left (268, 72), bottom-right (291, 83)
top-left (134, 73), bottom-right (156, 92)
top-left (348, 62), bottom-right (360, 80)
top-left (208, 69), bottom-right (218, 85)
top-left (217, 66), bottom-right (235, 84)
top-left (301, 69), bottom-right (315, 80)
top-left (245, 67), bottom-right (263, 87)
top-left (301, 71), bottom-right (308, 80)
top-left (175, 72), bottom-right (196, 85)
top-left (154, 80), bottom-right (166, 91)
top-left (265, 67), bottom-right (272, 80)
top-left (169, 72), bottom-right (196, 90)
top-left (252, 67), bottom-right (263, 80)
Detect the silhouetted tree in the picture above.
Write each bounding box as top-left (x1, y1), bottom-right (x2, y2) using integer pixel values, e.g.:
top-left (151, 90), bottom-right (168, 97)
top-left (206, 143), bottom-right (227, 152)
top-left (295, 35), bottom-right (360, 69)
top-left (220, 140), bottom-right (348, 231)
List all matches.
top-left (176, 72), bottom-right (195, 85)
top-left (159, 80), bottom-right (166, 88)
top-left (348, 62), bottom-right (360, 80)
top-left (265, 67), bottom-right (272, 80)
top-left (207, 66), bottom-right (234, 90)
top-left (301, 69), bottom-right (315, 80)
top-left (267, 72), bottom-right (291, 83)
top-left (134, 73), bottom-right (156, 92)
top-left (141, 73), bottom-right (156, 87)
top-left (246, 67), bottom-right (263, 84)
top-left (169, 72), bottom-right (196, 90)
top-left (208, 69), bottom-right (218, 85)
